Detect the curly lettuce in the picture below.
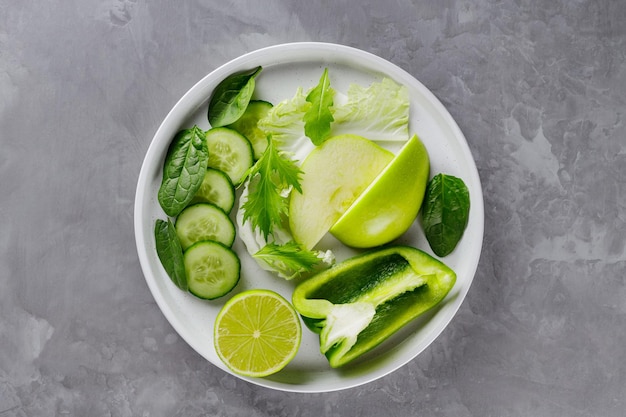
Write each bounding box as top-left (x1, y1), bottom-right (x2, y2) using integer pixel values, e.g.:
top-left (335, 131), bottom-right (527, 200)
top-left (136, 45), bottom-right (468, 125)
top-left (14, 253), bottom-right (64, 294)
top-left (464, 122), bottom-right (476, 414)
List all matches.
top-left (258, 74), bottom-right (410, 147)
top-left (330, 77), bottom-right (409, 141)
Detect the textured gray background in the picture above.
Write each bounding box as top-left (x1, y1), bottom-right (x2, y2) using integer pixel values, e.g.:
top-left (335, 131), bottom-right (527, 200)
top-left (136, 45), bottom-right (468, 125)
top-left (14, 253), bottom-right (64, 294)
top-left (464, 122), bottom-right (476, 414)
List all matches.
top-left (1, 0), bottom-right (625, 416)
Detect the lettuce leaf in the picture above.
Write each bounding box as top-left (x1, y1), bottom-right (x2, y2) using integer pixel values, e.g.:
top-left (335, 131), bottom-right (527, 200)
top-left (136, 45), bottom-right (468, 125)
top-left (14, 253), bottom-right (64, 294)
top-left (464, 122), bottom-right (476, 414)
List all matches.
top-left (330, 77), bottom-right (410, 141)
top-left (258, 74), bottom-right (410, 150)
top-left (257, 87), bottom-right (310, 146)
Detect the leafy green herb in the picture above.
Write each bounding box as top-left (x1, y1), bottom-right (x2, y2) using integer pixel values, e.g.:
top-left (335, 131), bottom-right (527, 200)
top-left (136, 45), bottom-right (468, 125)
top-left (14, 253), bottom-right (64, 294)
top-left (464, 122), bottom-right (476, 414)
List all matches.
top-left (157, 126), bottom-right (208, 217)
top-left (241, 136), bottom-right (302, 240)
top-left (420, 173), bottom-right (470, 257)
top-left (254, 241), bottom-right (323, 279)
top-left (208, 66), bottom-right (262, 127)
top-left (304, 68), bottom-right (334, 145)
top-left (154, 219), bottom-right (187, 291)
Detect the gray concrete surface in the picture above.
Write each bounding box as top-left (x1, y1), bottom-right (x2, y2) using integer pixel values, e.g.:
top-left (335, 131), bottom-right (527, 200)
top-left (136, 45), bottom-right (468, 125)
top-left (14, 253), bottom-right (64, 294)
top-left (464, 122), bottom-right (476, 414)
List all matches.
top-left (1, 0), bottom-right (625, 415)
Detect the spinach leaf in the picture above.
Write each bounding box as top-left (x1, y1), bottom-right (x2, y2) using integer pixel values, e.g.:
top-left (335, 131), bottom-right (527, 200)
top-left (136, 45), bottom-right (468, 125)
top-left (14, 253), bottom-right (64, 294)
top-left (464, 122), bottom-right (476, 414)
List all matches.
top-left (421, 173), bottom-right (470, 257)
top-left (208, 66), bottom-right (262, 127)
top-left (157, 125), bottom-right (208, 217)
top-left (154, 219), bottom-right (187, 291)
top-left (304, 67), bottom-right (334, 145)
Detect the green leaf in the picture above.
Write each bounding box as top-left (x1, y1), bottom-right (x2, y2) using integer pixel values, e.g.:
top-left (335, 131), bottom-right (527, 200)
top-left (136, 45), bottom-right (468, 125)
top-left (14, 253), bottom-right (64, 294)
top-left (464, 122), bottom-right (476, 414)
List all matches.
top-left (257, 87), bottom-right (310, 146)
top-left (304, 68), bottom-right (334, 145)
top-left (258, 74), bottom-right (410, 149)
top-left (154, 219), bottom-right (187, 291)
top-left (331, 77), bottom-right (409, 141)
top-left (253, 241), bottom-right (323, 279)
top-left (208, 66), bottom-right (262, 127)
top-left (241, 136), bottom-right (302, 240)
top-left (157, 126), bottom-right (208, 217)
top-left (420, 173), bottom-right (470, 257)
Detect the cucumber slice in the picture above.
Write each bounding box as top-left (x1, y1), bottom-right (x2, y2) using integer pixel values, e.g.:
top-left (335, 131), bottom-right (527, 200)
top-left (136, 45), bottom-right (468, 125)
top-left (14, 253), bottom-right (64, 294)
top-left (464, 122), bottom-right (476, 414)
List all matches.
top-left (184, 241), bottom-right (240, 300)
top-left (205, 127), bottom-right (254, 185)
top-left (227, 100), bottom-right (273, 160)
top-left (175, 203), bottom-right (236, 250)
top-left (189, 168), bottom-right (235, 213)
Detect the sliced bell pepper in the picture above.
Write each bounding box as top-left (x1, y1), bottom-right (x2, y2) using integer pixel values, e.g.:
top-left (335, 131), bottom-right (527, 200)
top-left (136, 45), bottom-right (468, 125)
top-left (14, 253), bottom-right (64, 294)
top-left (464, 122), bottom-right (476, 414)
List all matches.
top-left (292, 245), bottom-right (456, 368)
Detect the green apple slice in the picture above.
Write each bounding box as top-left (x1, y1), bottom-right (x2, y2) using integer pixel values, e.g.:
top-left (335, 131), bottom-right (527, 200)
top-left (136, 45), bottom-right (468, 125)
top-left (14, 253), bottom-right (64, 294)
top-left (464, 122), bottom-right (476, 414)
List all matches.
top-left (330, 134), bottom-right (430, 248)
top-left (289, 134), bottom-right (394, 249)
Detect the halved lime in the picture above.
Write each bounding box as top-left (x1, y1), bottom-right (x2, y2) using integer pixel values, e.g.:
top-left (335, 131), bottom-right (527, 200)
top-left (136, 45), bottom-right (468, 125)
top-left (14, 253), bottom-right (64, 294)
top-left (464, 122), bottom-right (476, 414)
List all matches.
top-left (214, 289), bottom-right (302, 378)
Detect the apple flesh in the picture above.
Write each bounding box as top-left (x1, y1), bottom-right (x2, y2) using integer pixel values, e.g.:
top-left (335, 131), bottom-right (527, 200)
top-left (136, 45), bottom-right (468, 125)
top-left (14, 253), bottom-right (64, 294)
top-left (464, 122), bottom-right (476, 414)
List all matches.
top-left (330, 134), bottom-right (430, 248)
top-left (289, 134), bottom-right (394, 249)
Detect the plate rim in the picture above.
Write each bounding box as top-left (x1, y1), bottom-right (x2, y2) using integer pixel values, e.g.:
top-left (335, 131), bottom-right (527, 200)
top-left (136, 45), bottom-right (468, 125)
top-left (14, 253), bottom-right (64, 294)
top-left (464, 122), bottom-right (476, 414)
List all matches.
top-left (134, 41), bottom-right (484, 393)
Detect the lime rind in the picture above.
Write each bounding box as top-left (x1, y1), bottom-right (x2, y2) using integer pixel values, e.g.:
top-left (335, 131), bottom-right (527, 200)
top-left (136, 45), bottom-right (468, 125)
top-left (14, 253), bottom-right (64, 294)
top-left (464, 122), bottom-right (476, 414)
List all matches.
top-left (214, 289), bottom-right (302, 378)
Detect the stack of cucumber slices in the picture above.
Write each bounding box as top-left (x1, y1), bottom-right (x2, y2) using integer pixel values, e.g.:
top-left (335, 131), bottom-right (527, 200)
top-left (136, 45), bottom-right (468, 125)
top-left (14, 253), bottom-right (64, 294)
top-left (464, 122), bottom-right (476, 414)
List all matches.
top-left (154, 99), bottom-right (273, 300)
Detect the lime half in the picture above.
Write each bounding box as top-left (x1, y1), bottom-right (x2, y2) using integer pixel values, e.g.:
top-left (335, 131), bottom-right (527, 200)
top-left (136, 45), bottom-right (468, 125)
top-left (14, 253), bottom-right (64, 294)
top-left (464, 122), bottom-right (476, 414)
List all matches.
top-left (214, 289), bottom-right (302, 377)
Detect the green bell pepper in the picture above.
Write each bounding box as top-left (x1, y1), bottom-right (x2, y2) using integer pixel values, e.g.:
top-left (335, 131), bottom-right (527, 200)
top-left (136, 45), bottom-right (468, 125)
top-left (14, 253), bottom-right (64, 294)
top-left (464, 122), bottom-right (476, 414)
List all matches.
top-left (292, 245), bottom-right (456, 368)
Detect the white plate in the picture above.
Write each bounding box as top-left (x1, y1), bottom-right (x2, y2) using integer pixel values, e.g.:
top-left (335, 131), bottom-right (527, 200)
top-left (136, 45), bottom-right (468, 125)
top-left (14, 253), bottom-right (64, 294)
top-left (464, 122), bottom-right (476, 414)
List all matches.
top-left (134, 42), bottom-right (484, 393)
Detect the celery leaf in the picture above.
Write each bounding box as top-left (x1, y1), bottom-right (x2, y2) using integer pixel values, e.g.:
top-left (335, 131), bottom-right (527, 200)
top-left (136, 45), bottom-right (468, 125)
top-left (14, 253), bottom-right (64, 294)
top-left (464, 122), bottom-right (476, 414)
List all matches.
top-left (241, 136), bottom-right (302, 239)
top-left (253, 241), bottom-right (324, 279)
